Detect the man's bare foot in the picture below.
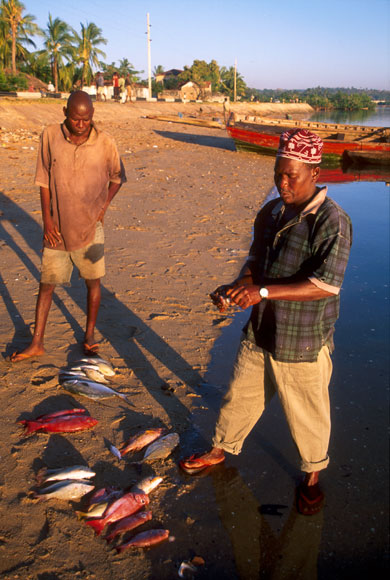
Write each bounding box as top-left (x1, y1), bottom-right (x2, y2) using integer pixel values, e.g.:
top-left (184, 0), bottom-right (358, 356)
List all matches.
top-left (10, 344), bottom-right (45, 363)
top-left (179, 447), bottom-right (225, 474)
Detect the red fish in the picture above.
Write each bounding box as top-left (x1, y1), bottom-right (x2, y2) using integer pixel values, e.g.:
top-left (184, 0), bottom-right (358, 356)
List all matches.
top-left (85, 492), bottom-right (149, 535)
top-left (116, 529), bottom-right (170, 552)
top-left (88, 486), bottom-right (123, 506)
top-left (105, 510), bottom-right (152, 543)
top-left (19, 408), bottom-right (98, 434)
top-left (119, 428), bottom-right (165, 456)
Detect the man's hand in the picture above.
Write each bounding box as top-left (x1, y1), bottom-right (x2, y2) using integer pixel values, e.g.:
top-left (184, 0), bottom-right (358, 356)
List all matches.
top-left (97, 207), bottom-right (106, 224)
top-left (227, 284), bottom-right (261, 310)
top-left (43, 217), bottom-right (62, 247)
top-left (210, 284), bottom-right (235, 312)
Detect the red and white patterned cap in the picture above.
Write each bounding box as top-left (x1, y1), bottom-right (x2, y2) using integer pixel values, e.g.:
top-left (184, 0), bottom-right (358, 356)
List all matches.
top-left (277, 129), bottom-right (323, 164)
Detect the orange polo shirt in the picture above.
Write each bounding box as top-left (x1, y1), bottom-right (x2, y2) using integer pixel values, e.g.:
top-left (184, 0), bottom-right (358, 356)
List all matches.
top-left (35, 122), bottom-right (125, 251)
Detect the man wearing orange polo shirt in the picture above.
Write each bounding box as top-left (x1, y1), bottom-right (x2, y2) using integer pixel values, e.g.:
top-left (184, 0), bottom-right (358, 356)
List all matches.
top-left (11, 90), bottom-right (125, 361)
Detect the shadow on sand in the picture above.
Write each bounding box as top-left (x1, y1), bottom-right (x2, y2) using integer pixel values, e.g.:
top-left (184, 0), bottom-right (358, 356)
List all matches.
top-left (154, 129), bottom-right (236, 151)
top-left (0, 190), bottom-right (202, 430)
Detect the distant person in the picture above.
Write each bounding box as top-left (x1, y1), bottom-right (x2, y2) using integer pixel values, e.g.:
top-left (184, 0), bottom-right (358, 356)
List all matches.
top-left (11, 90), bottom-right (126, 362)
top-left (223, 97), bottom-right (231, 124)
top-left (112, 72), bottom-right (120, 101)
top-left (180, 129), bottom-right (353, 516)
top-left (47, 82), bottom-right (55, 92)
top-left (125, 74), bottom-right (132, 103)
top-left (96, 72), bottom-right (106, 102)
top-left (119, 74), bottom-right (126, 103)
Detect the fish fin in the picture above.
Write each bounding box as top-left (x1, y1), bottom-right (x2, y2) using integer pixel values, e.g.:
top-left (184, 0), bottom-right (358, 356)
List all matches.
top-left (109, 445), bottom-right (122, 460)
top-left (84, 518), bottom-right (105, 535)
top-left (75, 510), bottom-right (88, 520)
top-left (119, 394), bottom-right (135, 406)
top-left (36, 467), bottom-right (48, 485)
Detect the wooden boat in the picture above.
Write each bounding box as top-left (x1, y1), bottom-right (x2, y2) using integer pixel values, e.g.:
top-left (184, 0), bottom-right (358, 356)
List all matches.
top-left (146, 114), bottom-right (223, 129)
top-left (342, 149), bottom-right (390, 167)
top-left (226, 114), bottom-right (390, 164)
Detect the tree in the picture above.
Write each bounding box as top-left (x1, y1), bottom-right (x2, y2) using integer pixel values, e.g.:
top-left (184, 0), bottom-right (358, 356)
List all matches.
top-left (72, 21), bottom-right (106, 87)
top-left (117, 57), bottom-right (141, 81)
top-left (153, 64), bottom-right (164, 78)
top-left (41, 14), bottom-right (74, 91)
top-left (220, 65), bottom-right (247, 100)
top-left (0, 0), bottom-right (41, 72)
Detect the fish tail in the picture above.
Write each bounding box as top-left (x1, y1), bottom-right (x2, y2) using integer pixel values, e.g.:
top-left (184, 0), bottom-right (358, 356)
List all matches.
top-left (84, 518), bottom-right (105, 535)
top-left (75, 510), bottom-right (88, 520)
top-left (36, 467), bottom-right (47, 485)
top-left (119, 394), bottom-right (135, 406)
top-left (20, 420), bottom-right (41, 434)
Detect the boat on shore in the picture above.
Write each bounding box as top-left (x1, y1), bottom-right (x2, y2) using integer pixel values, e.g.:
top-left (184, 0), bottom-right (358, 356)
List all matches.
top-left (226, 114), bottom-right (390, 165)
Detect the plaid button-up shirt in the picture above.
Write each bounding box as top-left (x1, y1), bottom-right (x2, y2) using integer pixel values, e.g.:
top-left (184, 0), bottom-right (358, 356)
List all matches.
top-left (244, 187), bottom-right (352, 362)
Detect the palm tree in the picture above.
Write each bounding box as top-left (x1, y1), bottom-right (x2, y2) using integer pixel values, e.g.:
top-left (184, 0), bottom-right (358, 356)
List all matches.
top-left (41, 13), bottom-right (74, 92)
top-left (220, 65), bottom-right (247, 100)
top-left (153, 64), bottom-right (164, 78)
top-left (73, 22), bottom-right (106, 87)
top-left (0, 0), bottom-right (41, 73)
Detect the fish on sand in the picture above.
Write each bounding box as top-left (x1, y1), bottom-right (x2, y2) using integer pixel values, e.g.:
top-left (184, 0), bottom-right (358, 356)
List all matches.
top-left (115, 529), bottom-right (170, 552)
top-left (105, 510), bottom-right (153, 543)
top-left (110, 427), bottom-right (166, 459)
top-left (35, 479), bottom-right (95, 501)
top-left (85, 492), bottom-right (149, 535)
top-left (130, 476), bottom-right (163, 495)
top-left (19, 408), bottom-right (98, 434)
top-left (136, 433), bottom-right (180, 465)
top-left (36, 465), bottom-right (95, 485)
top-left (79, 357), bottom-right (116, 377)
top-left (61, 379), bottom-right (133, 405)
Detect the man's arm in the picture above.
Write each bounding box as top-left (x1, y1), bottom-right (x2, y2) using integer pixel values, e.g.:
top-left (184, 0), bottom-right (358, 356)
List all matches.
top-left (227, 279), bottom-right (332, 310)
top-left (97, 181), bottom-right (122, 223)
top-left (40, 186), bottom-right (62, 247)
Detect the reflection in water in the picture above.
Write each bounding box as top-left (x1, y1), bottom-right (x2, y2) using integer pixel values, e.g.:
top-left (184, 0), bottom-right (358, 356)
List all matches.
top-left (309, 106), bottom-right (390, 127)
top-left (210, 465), bottom-right (323, 579)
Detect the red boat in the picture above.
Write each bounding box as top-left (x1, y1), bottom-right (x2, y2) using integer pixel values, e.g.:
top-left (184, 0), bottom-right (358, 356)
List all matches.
top-left (226, 115), bottom-right (390, 165)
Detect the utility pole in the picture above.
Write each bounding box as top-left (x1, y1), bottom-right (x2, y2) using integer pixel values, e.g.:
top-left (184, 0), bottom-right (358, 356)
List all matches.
top-left (147, 13), bottom-right (152, 100)
top-left (234, 58), bottom-right (237, 103)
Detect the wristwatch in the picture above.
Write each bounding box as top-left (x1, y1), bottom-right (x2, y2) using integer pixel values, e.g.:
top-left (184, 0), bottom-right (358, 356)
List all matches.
top-left (259, 287), bottom-right (269, 299)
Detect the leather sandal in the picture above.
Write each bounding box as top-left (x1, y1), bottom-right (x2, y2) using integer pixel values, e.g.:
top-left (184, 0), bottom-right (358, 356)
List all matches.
top-left (179, 452), bottom-right (225, 475)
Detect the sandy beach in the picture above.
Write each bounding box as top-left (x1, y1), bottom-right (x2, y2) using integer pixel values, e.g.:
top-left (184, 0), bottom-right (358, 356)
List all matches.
top-left (0, 100), bottom-right (387, 579)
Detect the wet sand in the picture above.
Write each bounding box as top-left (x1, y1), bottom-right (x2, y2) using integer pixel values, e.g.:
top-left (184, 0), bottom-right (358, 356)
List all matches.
top-left (0, 100), bottom-right (387, 579)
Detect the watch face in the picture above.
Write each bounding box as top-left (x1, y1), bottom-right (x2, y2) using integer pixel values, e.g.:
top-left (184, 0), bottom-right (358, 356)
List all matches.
top-left (260, 287), bottom-right (269, 298)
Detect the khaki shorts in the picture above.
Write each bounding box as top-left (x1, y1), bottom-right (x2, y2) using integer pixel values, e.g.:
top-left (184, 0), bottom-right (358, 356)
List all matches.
top-left (41, 222), bottom-right (105, 285)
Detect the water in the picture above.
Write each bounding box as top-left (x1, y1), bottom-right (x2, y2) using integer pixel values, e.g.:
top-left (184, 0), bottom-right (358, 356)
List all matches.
top-left (309, 105), bottom-right (390, 127)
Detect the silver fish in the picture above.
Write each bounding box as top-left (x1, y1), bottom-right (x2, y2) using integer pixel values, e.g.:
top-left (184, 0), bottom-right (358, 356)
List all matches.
top-left (36, 479), bottom-right (94, 501)
top-left (140, 433), bottom-right (179, 464)
top-left (36, 465), bottom-right (95, 485)
top-left (76, 501), bottom-right (109, 519)
top-left (59, 370), bottom-right (88, 381)
top-left (70, 364), bottom-right (109, 384)
top-left (79, 357), bottom-right (116, 377)
top-left (130, 476), bottom-right (163, 495)
top-left (61, 379), bottom-right (132, 405)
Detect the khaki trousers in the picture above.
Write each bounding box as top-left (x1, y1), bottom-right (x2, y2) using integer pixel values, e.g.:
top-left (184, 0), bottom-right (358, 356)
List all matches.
top-left (213, 336), bottom-right (332, 472)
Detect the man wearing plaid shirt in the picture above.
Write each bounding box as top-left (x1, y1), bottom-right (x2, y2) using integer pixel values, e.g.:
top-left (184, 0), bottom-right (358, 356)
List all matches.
top-left (180, 129), bottom-right (352, 515)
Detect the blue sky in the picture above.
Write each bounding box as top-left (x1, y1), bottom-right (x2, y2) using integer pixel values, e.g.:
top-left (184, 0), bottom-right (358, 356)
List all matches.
top-left (26, 0), bottom-right (389, 90)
